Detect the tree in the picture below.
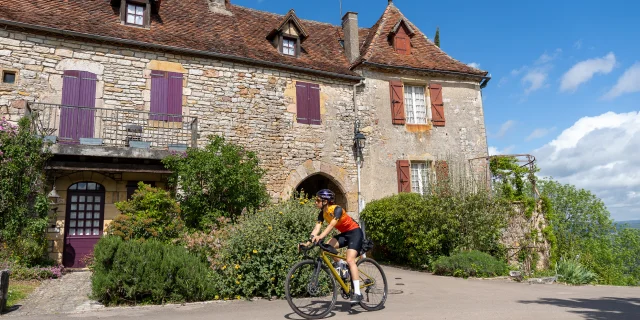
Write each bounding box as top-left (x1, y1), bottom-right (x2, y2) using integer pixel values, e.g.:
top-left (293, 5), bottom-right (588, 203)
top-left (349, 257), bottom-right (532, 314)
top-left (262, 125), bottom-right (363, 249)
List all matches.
top-left (162, 135), bottom-right (270, 229)
top-left (434, 27), bottom-right (440, 48)
top-left (0, 116), bottom-right (51, 265)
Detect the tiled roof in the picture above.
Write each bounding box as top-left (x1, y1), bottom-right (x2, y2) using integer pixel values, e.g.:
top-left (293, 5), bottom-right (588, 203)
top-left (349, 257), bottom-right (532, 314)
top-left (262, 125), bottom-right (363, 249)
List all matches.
top-left (356, 4), bottom-right (488, 77)
top-left (0, 1), bottom-right (487, 79)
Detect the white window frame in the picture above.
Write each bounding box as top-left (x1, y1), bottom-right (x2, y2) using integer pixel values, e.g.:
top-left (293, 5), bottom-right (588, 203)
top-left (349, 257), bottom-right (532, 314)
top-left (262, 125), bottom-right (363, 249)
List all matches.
top-left (283, 37), bottom-right (296, 56)
top-left (404, 85), bottom-right (429, 124)
top-left (410, 161), bottom-right (433, 195)
top-left (126, 3), bottom-right (145, 26)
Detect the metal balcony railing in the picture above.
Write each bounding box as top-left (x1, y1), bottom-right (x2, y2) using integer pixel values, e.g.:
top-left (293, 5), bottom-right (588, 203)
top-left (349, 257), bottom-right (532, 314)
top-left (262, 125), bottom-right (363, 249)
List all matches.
top-left (26, 103), bottom-right (198, 150)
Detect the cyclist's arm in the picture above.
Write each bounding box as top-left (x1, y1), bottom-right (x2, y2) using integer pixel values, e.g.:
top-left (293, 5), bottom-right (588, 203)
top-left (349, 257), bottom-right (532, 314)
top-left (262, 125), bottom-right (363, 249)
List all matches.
top-left (310, 210), bottom-right (324, 237)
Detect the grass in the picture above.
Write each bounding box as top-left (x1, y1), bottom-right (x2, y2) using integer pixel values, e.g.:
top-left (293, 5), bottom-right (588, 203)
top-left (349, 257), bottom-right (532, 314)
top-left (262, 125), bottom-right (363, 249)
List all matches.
top-left (5, 280), bottom-right (40, 309)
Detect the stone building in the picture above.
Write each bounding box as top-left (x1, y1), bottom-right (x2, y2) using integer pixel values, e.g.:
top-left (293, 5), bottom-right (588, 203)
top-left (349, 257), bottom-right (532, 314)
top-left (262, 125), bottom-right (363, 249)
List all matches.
top-left (0, 0), bottom-right (490, 267)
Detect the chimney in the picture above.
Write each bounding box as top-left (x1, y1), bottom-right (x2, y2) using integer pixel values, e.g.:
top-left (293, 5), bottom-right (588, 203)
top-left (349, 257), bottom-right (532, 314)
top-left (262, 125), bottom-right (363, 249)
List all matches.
top-left (207, 0), bottom-right (232, 15)
top-left (342, 12), bottom-right (359, 64)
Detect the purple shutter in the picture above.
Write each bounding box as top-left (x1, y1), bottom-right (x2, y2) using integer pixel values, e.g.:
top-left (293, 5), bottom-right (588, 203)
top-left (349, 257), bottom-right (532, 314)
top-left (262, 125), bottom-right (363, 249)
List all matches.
top-left (77, 71), bottom-right (97, 139)
top-left (150, 71), bottom-right (168, 121)
top-left (167, 72), bottom-right (183, 122)
top-left (296, 82), bottom-right (309, 124)
top-left (309, 84), bottom-right (321, 125)
top-left (59, 71), bottom-right (82, 143)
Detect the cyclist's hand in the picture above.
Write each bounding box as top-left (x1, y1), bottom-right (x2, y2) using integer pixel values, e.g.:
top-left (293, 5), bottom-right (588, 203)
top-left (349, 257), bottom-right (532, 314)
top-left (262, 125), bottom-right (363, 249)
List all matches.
top-left (311, 235), bottom-right (322, 244)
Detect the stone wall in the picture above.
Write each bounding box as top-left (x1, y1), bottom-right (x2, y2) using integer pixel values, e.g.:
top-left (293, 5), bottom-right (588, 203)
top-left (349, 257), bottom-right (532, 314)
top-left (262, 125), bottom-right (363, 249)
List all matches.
top-left (501, 201), bottom-right (551, 273)
top-left (355, 68), bottom-right (489, 203)
top-left (0, 28), bottom-right (360, 211)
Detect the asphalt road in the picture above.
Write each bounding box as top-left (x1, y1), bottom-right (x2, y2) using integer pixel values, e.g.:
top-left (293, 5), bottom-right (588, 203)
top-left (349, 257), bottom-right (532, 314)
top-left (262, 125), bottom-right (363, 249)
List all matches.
top-left (6, 265), bottom-right (640, 320)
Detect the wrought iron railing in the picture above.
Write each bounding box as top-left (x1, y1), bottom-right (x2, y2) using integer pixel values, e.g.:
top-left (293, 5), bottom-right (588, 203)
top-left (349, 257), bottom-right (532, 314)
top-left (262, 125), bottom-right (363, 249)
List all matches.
top-left (26, 102), bottom-right (198, 150)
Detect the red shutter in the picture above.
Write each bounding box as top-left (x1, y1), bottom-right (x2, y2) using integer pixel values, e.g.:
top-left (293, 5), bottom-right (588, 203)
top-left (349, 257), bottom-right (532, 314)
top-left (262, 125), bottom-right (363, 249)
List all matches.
top-left (430, 83), bottom-right (445, 127)
top-left (296, 81), bottom-right (310, 124)
top-left (308, 83), bottom-right (321, 125)
top-left (150, 71), bottom-right (168, 121)
top-left (390, 81), bottom-right (405, 125)
top-left (167, 72), bottom-right (183, 122)
top-left (396, 160), bottom-right (411, 193)
top-left (394, 25), bottom-right (411, 55)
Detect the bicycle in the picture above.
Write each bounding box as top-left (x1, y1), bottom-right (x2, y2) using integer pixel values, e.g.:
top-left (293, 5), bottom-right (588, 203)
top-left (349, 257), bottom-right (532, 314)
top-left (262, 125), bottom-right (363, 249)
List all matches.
top-left (284, 238), bottom-right (388, 319)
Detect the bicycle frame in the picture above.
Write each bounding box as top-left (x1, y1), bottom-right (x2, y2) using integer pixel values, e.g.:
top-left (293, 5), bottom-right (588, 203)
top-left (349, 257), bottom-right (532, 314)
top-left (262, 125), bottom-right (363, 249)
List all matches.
top-left (317, 249), bottom-right (375, 294)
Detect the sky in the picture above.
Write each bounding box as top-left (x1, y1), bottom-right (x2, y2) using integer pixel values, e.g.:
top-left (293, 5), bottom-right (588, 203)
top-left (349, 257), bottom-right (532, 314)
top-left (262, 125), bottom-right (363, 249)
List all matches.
top-left (233, 0), bottom-right (640, 221)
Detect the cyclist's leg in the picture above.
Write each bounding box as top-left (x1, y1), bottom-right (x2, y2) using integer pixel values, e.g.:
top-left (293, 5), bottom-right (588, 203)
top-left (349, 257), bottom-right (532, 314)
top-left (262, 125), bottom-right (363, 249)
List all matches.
top-left (327, 236), bottom-right (343, 263)
top-left (345, 229), bottom-right (364, 294)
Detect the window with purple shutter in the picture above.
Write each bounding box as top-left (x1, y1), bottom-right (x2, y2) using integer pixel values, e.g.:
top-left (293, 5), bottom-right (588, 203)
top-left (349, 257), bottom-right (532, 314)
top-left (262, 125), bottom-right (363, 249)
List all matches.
top-left (295, 81), bottom-right (321, 125)
top-left (59, 70), bottom-right (97, 143)
top-left (150, 70), bottom-right (183, 122)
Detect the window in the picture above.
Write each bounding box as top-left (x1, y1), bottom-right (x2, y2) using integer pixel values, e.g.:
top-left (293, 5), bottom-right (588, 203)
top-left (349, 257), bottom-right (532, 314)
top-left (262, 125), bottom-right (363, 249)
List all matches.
top-left (404, 85), bottom-right (427, 124)
top-left (410, 162), bottom-right (431, 195)
top-left (283, 37), bottom-right (296, 56)
top-left (150, 71), bottom-right (183, 122)
top-left (2, 71), bottom-right (16, 84)
top-left (295, 81), bottom-right (321, 125)
top-left (126, 3), bottom-right (145, 26)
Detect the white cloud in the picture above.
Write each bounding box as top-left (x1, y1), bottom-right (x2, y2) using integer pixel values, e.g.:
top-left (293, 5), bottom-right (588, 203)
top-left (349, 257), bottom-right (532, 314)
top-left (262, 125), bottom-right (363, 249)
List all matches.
top-left (535, 49), bottom-right (562, 65)
top-left (535, 111), bottom-right (640, 221)
top-left (488, 145), bottom-right (515, 156)
top-left (560, 52), bottom-right (616, 93)
top-left (493, 120), bottom-right (515, 138)
top-left (522, 69), bottom-right (548, 94)
top-left (603, 62), bottom-right (640, 100)
top-left (574, 40), bottom-right (582, 50)
top-left (526, 127), bottom-right (556, 141)
top-left (468, 62), bottom-right (481, 69)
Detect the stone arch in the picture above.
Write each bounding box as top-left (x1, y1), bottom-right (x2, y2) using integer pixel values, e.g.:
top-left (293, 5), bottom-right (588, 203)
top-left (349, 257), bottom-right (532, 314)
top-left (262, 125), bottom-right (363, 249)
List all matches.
top-left (55, 171), bottom-right (117, 194)
top-left (282, 160), bottom-right (356, 213)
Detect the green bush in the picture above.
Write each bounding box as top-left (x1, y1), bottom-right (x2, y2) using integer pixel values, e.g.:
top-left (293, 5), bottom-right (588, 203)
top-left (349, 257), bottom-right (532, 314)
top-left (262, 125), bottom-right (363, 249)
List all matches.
top-left (431, 250), bottom-right (508, 278)
top-left (106, 183), bottom-right (185, 242)
top-left (91, 236), bottom-right (215, 306)
top-left (0, 116), bottom-right (52, 266)
top-left (209, 196), bottom-right (324, 300)
top-left (162, 135), bottom-right (270, 229)
top-left (556, 259), bottom-right (597, 285)
top-left (360, 191), bottom-right (510, 269)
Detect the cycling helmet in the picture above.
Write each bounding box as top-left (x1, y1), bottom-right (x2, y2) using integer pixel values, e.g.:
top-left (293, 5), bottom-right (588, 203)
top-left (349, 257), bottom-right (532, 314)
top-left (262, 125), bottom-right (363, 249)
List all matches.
top-left (316, 189), bottom-right (335, 202)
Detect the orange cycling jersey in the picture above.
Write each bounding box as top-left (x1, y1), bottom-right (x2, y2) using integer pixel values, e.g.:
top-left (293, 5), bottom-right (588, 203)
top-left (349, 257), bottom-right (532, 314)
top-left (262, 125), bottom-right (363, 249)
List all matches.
top-left (317, 204), bottom-right (359, 233)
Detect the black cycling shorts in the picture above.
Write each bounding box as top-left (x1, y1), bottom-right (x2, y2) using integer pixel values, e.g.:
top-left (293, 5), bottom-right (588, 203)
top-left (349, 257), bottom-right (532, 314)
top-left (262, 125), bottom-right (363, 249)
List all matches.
top-left (333, 228), bottom-right (363, 251)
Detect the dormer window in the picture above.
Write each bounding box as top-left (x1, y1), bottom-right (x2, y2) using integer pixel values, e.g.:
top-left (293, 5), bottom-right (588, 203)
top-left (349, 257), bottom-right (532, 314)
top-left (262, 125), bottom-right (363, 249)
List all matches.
top-left (266, 9), bottom-right (309, 58)
top-left (389, 19), bottom-right (415, 55)
top-left (282, 37), bottom-right (296, 56)
top-left (126, 3), bottom-right (145, 26)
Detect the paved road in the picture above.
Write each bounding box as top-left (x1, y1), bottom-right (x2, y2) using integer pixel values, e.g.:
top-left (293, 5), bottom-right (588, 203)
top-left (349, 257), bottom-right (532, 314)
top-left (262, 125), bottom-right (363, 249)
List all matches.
top-left (5, 266), bottom-right (640, 320)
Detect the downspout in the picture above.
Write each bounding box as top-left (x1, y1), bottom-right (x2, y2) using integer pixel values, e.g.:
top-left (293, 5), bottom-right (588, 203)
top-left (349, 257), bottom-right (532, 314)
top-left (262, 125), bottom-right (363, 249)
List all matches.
top-left (479, 75), bottom-right (492, 192)
top-left (352, 78), bottom-right (365, 238)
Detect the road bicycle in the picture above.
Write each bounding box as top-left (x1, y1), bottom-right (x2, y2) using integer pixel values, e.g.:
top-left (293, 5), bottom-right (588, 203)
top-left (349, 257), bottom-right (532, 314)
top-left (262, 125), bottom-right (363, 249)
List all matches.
top-left (284, 238), bottom-right (388, 319)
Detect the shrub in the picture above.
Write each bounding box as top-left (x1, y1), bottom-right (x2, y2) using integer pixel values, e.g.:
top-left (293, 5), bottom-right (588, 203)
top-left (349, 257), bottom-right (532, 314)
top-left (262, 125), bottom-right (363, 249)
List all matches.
top-left (209, 195), bottom-right (324, 300)
top-left (91, 236), bottom-right (215, 306)
top-left (556, 259), bottom-right (597, 285)
top-left (107, 183), bottom-right (184, 242)
top-left (0, 116), bottom-right (52, 266)
top-left (178, 216), bottom-right (232, 266)
top-left (360, 191), bottom-right (509, 269)
top-left (431, 250), bottom-right (508, 278)
top-left (0, 258), bottom-right (65, 281)
top-left (162, 135), bottom-right (270, 229)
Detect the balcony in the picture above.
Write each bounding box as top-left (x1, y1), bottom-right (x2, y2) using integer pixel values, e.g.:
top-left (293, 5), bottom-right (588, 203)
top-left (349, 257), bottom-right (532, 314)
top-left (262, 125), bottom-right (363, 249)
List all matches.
top-left (27, 102), bottom-right (198, 160)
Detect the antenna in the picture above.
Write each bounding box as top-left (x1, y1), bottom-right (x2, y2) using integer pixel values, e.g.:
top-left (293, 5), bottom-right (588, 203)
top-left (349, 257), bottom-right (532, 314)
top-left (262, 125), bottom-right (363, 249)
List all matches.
top-left (339, 0), bottom-right (342, 19)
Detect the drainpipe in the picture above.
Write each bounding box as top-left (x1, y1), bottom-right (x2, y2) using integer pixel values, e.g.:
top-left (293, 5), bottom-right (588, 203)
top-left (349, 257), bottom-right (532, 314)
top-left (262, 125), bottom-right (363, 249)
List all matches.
top-left (352, 79), bottom-right (365, 235)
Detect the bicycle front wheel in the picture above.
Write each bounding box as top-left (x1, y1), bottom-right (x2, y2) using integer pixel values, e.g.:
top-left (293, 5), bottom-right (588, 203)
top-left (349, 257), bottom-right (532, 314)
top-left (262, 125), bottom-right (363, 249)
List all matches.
top-left (356, 258), bottom-right (388, 311)
top-left (285, 259), bottom-right (337, 319)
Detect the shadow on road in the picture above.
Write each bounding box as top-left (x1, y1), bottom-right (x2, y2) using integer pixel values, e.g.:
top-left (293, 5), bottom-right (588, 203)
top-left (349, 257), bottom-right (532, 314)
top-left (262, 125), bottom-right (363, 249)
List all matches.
top-left (284, 301), bottom-right (385, 319)
top-left (518, 297), bottom-right (640, 320)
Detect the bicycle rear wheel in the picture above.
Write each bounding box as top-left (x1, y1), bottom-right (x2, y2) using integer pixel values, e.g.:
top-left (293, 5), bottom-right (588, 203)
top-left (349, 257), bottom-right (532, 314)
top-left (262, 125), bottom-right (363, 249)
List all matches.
top-left (356, 258), bottom-right (388, 311)
top-left (285, 259), bottom-right (337, 319)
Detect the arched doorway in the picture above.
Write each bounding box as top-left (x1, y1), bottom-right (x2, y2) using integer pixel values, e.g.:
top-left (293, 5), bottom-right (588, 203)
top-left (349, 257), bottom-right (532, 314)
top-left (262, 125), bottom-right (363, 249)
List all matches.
top-left (63, 181), bottom-right (105, 268)
top-left (296, 174), bottom-right (348, 210)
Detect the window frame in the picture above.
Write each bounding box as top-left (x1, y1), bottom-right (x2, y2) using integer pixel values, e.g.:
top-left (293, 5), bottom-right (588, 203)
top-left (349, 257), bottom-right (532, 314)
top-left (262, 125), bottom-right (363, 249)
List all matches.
top-left (410, 161), bottom-right (433, 195)
top-left (279, 34), bottom-right (301, 57)
top-left (1, 70), bottom-right (17, 85)
top-left (403, 84), bottom-right (429, 124)
top-left (126, 2), bottom-right (145, 26)
top-left (120, 0), bottom-right (150, 28)
top-left (282, 37), bottom-right (296, 56)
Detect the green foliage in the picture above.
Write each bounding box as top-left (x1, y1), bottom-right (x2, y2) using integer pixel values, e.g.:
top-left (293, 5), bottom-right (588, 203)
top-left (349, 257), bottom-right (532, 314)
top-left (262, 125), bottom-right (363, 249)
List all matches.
top-left (431, 250), bottom-right (508, 278)
top-left (91, 236), bottom-right (216, 306)
top-left (0, 116), bottom-right (52, 266)
top-left (107, 183), bottom-right (184, 242)
top-left (162, 135), bottom-right (270, 229)
top-left (209, 195), bottom-right (321, 300)
top-left (360, 191), bottom-right (510, 269)
top-left (556, 259), bottom-right (597, 285)
top-left (490, 156), bottom-right (538, 201)
top-left (434, 27), bottom-right (440, 47)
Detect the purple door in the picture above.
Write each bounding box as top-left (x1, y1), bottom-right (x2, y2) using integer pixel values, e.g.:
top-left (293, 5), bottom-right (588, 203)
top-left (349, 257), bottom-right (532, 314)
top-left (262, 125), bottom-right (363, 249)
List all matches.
top-left (63, 182), bottom-right (105, 268)
top-left (59, 70), bottom-right (98, 144)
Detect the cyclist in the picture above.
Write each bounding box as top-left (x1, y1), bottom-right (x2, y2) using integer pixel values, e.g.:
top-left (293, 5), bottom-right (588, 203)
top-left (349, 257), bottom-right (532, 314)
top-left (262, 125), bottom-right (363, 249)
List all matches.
top-left (308, 189), bottom-right (364, 305)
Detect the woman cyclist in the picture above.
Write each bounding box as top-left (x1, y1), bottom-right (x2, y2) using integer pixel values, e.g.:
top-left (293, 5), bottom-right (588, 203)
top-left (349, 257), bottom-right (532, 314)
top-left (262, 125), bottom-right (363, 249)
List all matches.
top-left (307, 189), bottom-right (364, 305)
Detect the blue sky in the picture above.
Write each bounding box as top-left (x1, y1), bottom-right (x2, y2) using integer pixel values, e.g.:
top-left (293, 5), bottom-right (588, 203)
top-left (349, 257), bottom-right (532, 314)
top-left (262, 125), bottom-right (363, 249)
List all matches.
top-left (234, 0), bottom-right (640, 221)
